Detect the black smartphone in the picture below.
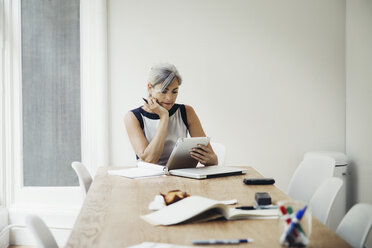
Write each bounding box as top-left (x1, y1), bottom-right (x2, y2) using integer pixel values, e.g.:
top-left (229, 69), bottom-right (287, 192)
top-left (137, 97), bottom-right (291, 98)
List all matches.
top-left (243, 178), bottom-right (275, 185)
top-left (142, 97), bottom-right (148, 104)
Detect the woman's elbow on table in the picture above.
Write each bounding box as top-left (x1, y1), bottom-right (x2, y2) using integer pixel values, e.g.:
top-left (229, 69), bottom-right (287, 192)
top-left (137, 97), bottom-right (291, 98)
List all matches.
top-left (137, 153), bottom-right (161, 165)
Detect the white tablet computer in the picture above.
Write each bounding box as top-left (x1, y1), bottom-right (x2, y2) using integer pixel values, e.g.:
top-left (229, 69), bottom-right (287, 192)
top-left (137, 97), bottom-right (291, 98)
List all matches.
top-left (166, 137), bottom-right (210, 170)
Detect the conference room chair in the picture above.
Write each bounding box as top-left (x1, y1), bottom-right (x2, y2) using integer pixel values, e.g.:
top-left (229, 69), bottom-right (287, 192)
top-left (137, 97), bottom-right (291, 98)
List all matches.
top-left (211, 142), bottom-right (226, 166)
top-left (336, 203), bottom-right (372, 248)
top-left (287, 156), bottom-right (336, 203)
top-left (71, 161), bottom-right (92, 197)
top-left (25, 215), bottom-right (58, 248)
top-left (309, 177), bottom-right (343, 227)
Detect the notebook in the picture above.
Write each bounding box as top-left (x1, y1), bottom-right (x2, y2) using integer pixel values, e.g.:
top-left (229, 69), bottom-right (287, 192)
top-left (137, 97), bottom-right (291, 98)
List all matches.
top-left (169, 165), bottom-right (247, 179)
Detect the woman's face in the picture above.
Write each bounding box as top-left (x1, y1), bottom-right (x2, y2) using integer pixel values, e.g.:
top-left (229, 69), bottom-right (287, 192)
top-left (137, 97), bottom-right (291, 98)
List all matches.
top-left (148, 78), bottom-right (179, 110)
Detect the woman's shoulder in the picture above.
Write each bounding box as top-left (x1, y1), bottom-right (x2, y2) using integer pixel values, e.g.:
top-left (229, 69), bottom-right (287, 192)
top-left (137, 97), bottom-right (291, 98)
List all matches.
top-left (130, 106), bottom-right (143, 113)
top-left (183, 104), bottom-right (195, 114)
top-left (125, 107), bottom-right (141, 119)
top-left (124, 110), bottom-right (136, 123)
top-left (125, 108), bottom-right (145, 129)
top-left (124, 107), bottom-right (143, 123)
top-left (176, 104), bottom-right (195, 116)
top-left (182, 105), bottom-right (198, 124)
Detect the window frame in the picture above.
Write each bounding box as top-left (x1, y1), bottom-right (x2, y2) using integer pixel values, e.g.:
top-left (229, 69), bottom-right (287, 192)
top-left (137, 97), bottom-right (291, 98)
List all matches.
top-left (1, 0), bottom-right (108, 243)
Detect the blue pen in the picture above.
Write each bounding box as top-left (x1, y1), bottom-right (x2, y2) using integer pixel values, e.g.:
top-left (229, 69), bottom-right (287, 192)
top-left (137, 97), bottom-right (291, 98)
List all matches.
top-left (280, 206), bottom-right (307, 245)
top-left (192, 238), bottom-right (253, 245)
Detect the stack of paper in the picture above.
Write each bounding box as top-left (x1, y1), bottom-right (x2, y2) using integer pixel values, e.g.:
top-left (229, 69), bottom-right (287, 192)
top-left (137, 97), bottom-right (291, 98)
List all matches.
top-left (108, 161), bottom-right (167, 179)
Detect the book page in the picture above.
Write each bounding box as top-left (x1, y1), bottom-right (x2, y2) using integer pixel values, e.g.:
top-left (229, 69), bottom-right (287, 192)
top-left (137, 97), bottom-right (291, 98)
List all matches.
top-left (184, 208), bottom-right (225, 223)
top-left (227, 208), bottom-right (279, 220)
top-left (141, 196), bottom-right (228, 226)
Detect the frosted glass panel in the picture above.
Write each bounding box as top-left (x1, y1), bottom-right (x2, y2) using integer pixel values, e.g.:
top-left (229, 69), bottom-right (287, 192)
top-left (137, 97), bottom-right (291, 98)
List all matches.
top-left (21, 0), bottom-right (80, 186)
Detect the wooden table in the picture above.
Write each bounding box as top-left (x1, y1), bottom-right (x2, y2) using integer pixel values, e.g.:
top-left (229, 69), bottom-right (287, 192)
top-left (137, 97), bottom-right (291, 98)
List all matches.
top-left (66, 166), bottom-right (351, 248)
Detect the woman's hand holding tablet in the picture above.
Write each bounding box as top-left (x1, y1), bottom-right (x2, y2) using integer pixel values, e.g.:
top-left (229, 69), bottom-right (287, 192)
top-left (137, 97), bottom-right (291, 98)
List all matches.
top-left (166, 137), bottom-right (210, 170)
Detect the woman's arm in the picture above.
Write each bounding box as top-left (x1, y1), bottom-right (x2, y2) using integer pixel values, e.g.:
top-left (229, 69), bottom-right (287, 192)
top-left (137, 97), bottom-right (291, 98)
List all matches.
top-left (124, 99), bottom-right (169, 164)
top-left (186, 105), bottom-right (218, 166)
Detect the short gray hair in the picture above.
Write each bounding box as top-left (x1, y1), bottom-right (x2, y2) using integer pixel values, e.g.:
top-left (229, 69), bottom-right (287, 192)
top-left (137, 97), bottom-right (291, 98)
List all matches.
top-left (148, 63), bottom-right (182, 92)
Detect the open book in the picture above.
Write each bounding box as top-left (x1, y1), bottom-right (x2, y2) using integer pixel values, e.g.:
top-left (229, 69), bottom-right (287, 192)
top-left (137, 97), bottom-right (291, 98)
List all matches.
top-left (141, 196), bottom-right (279, 226)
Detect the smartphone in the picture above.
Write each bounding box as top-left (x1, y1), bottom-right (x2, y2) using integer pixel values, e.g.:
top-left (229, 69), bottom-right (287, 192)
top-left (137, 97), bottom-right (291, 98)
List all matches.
top-left (243, 178), bottom-right (275, 185)
top-left (142, 97), bottom-right (148, 104)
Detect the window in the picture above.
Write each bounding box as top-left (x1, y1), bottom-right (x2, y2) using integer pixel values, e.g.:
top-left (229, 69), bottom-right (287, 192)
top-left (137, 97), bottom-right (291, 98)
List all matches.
top-left (1, 1), bottom-right (108, 242)
top-left (21, 0), bottom-right (81, 187)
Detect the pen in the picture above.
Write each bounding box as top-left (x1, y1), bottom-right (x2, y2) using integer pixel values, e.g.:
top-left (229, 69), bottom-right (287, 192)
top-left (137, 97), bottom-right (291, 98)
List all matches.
top-left (279, 205), bottom-right (291, 224)
top-left (279, 205), bottom-right (300, 238)
top-left (142, 97), bottom-right (148, 104)
top-left (192, 238), bottom-right (253, 245)
top-left (280, 206), bottom-right (307, 245)
top-left (286, 206), bottom-right (305, 234)
top-left (236, 205), bottom-right (278, 210)
top-left (235, 206), bottom-right (255, 210)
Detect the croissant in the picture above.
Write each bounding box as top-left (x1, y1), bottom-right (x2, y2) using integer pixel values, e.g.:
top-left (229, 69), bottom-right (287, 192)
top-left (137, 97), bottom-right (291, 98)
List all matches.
top-left (160, 190), bottom-right (190, 205)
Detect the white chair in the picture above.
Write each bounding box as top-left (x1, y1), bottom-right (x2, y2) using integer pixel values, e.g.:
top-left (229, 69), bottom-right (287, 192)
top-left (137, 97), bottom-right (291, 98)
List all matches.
top-left (336, 203), bottom-right (372, 248)
top-left (211, 142), bottom-right (226, 166)
top-left (71, 161), bottom-right (92, 197)
top-left (287, 156), bottom-right (336, 203)
top-left (309, 177), bottom-right (343, 227)
top-left (25, 215), bottom-right (58, 248)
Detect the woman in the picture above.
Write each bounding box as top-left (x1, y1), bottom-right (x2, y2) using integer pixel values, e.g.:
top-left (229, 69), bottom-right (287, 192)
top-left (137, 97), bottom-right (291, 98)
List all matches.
top-left (124, 63), bottom-right (218, 166)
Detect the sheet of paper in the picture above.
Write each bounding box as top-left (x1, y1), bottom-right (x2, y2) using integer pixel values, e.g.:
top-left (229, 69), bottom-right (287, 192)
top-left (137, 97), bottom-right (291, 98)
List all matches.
top-left (108, 168), bottom-right (165, 179)
top-left (128, 242), bottom-right (193, 248)
top-left (137, 161), bottom-right (167, 171)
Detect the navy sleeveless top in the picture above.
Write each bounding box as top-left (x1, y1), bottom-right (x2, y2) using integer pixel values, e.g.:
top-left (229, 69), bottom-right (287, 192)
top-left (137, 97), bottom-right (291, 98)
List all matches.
top-left (131, 104), bottom-right (189, 165)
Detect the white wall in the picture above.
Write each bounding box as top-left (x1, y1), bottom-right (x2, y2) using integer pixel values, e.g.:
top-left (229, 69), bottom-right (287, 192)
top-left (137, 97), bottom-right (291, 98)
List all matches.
top-left (346, 0), bottom-right (372, 206)
top-left (108, 0), bottom-right (346, 191)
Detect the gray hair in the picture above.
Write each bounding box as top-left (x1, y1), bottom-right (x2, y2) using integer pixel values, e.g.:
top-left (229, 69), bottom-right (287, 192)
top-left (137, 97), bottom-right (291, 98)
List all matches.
top-left (148, 63), bottom-right (182, 92)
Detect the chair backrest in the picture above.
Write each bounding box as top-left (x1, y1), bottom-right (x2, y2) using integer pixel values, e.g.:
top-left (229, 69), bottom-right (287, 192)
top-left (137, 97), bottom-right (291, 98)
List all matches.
top-left (71, 161), bottom-right (92, 197)
top-left (336, 203), bottom-right (372, 248)
top-left (310, 177), bottom-right (343, 226)
top-left (211, 142), bottom-right (226, 166)
top-left (287, 156), bottom-right (336, 203)
top-left (25, 215), bottom-right (58, 248)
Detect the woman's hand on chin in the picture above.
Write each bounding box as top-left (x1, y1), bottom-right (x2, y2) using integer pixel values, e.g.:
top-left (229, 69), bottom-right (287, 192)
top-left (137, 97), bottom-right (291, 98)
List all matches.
top-left (144, 97), bottom-right (169, 118)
